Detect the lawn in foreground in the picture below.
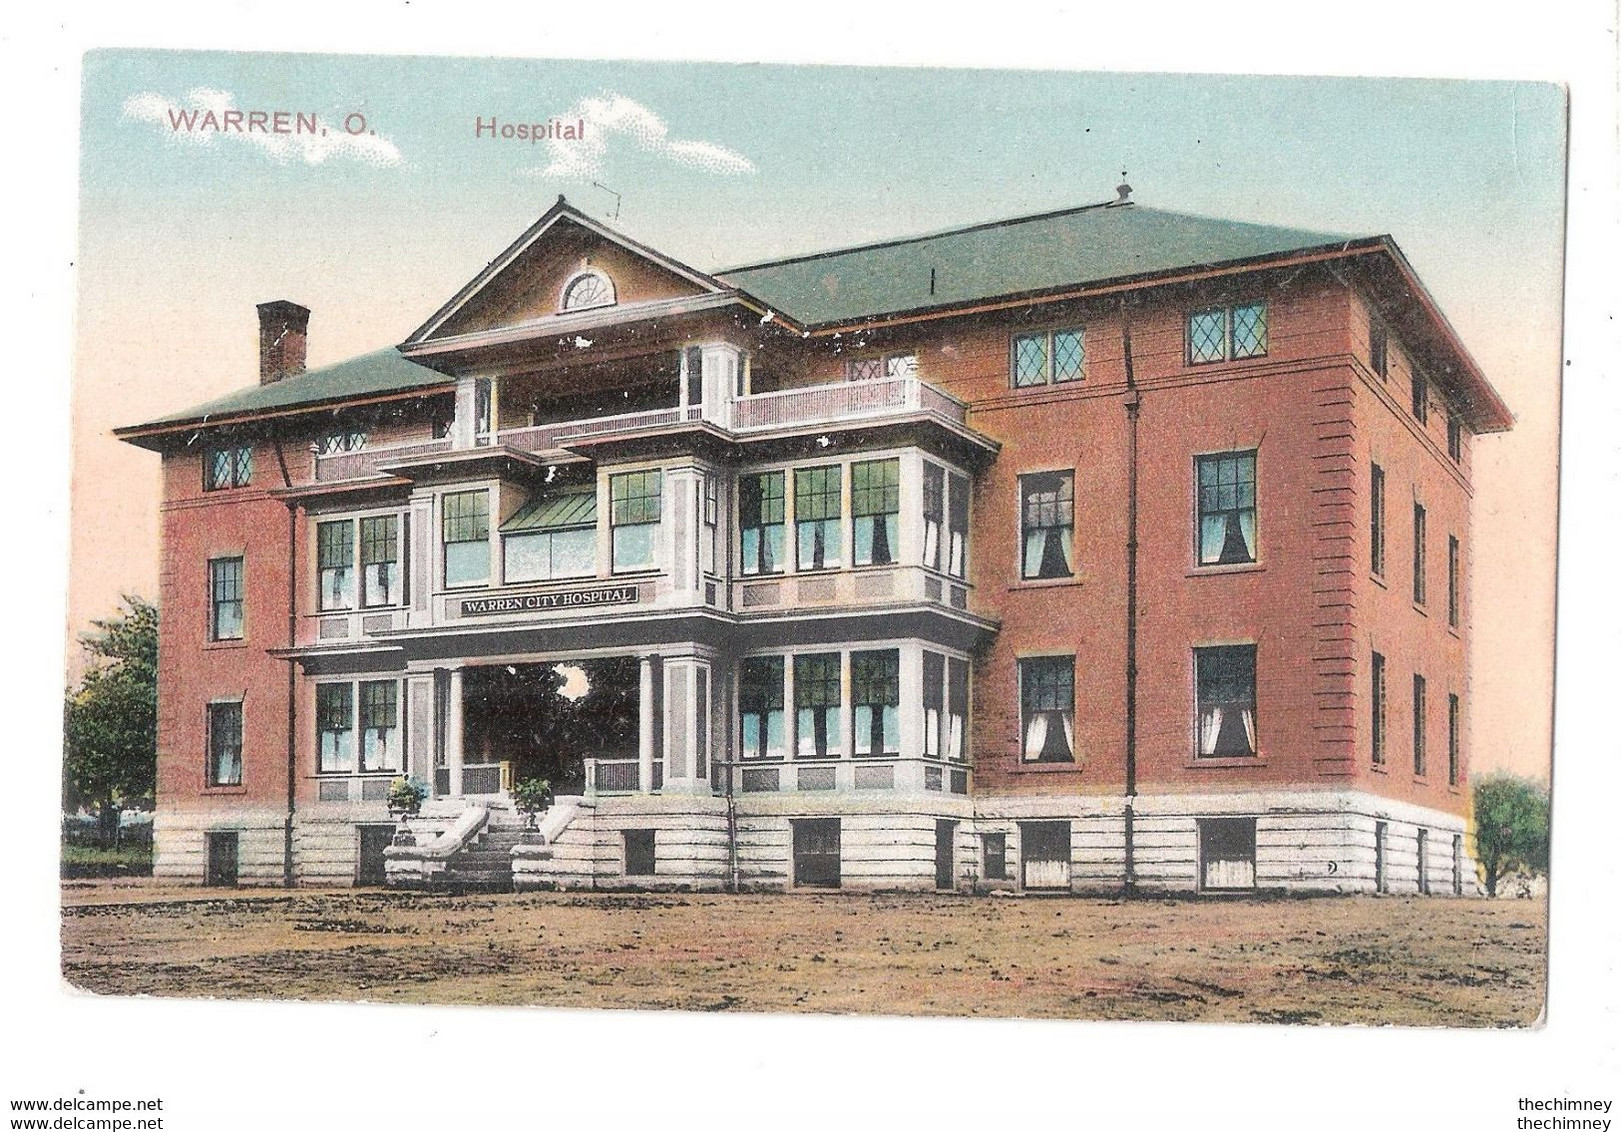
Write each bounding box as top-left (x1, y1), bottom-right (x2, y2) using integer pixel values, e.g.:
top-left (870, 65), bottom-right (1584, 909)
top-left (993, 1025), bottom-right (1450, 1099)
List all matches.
top-left (61, 882), bottom-right (1546, 1026)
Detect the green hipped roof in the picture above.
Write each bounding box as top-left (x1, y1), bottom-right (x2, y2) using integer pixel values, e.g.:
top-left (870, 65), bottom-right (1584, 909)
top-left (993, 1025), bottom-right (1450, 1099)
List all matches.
top-left (127, 348), bottom-right (451, 431)
top-left (121, 203), bottom-right (1369, 439)
top-left (499, 489), bottom-right (597, 534)
top-left (717, 204), bottom-right (1356, 327)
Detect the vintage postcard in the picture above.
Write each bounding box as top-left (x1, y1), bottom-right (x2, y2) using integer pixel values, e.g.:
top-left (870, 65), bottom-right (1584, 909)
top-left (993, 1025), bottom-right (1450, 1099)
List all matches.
top-left (60, 48), bottom-right (1564, 1043)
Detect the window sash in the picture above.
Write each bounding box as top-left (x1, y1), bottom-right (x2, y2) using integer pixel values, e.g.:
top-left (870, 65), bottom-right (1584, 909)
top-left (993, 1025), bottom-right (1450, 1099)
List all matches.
top-left (206, 447), bottom-right (252, 491)
top-left (740, 472), bottom-right (786, 576)
top-left (947, 472), bottom-right (969, 578)
top-left (1413, 674), bottom-right (1428, 776)
top-left (1371, 652), bottom-right (1387, 765)
top-left (210, 558), bottom-right (244, 640)
top-left (611, 471), bottom-right (663, 526)
top-left (1412, 504), bottom-right (1427, 604)
top-left (359, 680), bottom-right (401, 773)
top-left (442, 491), bottom-right (490, 544)
top-left (1370, 464), bottom-right (1386, 576)
top-left (316, 684), bottom-right (355, 773)
top-left (1447, 535), bottom-right (1460, 627)
top-left (504, 527), bottom-right (595, 583)
top-left (207, 702), bottom-right (243, 786)
top-left (1195, 645), bottom-right (1257, 758)
top-left (1448, 694), bottom-right (1460, 786)
top-left (795, 466), bottom-right (843, 570)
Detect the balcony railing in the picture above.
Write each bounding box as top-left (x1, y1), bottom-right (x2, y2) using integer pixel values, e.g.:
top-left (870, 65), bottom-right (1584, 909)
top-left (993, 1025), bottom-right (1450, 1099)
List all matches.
top-left (731, 375), bottom-right (967, 432)
top-left (311, 376), bottom-right (972, 484)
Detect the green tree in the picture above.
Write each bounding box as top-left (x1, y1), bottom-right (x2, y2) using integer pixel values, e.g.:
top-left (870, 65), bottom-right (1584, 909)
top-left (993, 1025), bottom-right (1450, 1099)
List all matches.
top-left (1472, 773), bottom-right (1550, 897)
top-left (63, 596), bottom-right (158, 844)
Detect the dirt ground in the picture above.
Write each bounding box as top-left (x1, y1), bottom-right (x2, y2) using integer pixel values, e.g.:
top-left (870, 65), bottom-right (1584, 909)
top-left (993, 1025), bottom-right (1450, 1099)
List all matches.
top-left (60, 880), bottom-right (1547, 1027)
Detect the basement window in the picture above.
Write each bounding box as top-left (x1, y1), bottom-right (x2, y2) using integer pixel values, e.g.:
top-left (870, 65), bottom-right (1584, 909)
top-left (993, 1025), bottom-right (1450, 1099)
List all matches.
top-left (624, 829), bottom-right (656, 876)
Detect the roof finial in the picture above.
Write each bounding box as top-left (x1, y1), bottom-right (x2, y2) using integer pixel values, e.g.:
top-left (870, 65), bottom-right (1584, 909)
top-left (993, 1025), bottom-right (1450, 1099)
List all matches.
top-left (1115, 179), bottom-right (1133, 206)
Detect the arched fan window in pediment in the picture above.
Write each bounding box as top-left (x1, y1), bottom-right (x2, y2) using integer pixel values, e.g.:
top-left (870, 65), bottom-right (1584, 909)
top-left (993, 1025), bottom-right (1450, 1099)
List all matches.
top-left (560, 269), bottom-right (616, 312)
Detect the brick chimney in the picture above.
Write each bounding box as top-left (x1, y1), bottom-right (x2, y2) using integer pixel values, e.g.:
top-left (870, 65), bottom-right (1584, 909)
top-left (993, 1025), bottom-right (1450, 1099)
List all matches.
top-left (257, 300), bottom-right (310, 384)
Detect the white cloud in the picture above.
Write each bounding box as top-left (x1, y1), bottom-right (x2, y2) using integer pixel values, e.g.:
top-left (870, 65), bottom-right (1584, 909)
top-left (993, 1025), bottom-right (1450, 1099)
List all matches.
top-left (121, 87), bottom-right (402, 167)
top-left (527, 93), bottom-right (754, 180)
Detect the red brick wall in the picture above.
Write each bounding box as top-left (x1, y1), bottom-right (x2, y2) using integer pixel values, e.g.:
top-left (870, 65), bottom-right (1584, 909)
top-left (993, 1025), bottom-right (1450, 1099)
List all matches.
top-left (155, 445), bottom-right (293, 814)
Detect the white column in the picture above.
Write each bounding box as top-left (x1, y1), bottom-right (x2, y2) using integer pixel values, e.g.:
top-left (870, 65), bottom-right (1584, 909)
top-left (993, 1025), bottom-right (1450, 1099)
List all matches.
top-left (446, 666), bottom-right (465, 797)
top-left (638, 655), bottom-right (655, 794)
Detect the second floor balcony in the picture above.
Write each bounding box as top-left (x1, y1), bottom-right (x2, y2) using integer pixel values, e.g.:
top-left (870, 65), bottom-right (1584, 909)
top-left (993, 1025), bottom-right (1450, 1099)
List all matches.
top-left (312, 372), bottom-right (976, 484)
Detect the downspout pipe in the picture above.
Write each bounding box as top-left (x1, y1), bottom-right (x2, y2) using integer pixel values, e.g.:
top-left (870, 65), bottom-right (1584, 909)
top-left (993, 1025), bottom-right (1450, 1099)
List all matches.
top-left (276, 439), bottom-right (298, 888)
top-left (1120, 299), bottom-right (1140, 900)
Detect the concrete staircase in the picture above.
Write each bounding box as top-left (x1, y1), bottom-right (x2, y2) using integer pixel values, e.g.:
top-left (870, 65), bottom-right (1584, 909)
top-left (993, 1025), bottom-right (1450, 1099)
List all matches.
top-left (385, 797), bottom-right (531, 893)
top-left (436, 821), bottom-right (526, 891)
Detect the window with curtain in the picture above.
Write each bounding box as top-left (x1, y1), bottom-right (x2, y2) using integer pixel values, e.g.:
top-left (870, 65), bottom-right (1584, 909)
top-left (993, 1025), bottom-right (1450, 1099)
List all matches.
top-left (1019, 656), bottom-right (1074, 763)
top-left (923, 652), bottom-right (945, 759)
top-left (794, 653), bottom-right (842, 759)
top-left (852, 459), bottom-right (900, 567)
top-left (740, 656), bottom-right (785, 761)
top-left (1196, 451), bottom-right (1257, 566)
top-left (1371, 651), bottom-right (1388, 765)
top-left (442, 490), bottom-right (490, 587)
top-left (1370, 463), bottom-right (1387, 576)
top-left (795, 465), bottom-right (842, 571)
top-left (317, 520), bottom-right (355, 610)
top-left (1020, 471), bottom-right (1074, 580)
top-left (207, 701), bottom-right (243, 787)
top-left (209, 557), bottom-right (244, 641)
top-left (1195, 645), bottom-right (1257, 757)
top-left (360, 515), bottom-right (401, 607)
top-left (610, 470), bottom-right (662, 572)
top-left (947, 657), bottom-right (969, 762)
top-left (852, 650), bottom-right (900, 757)
top-left (948, 471), bottom-right (969, 578)
top-left (359, 680), bottom-right (400, 774)
top-left (922, 463), bottom-right (944, 571)
top-left (316, 683), bottom-right (355, 774)
top-left (739, 472), bottom-right (786, 576)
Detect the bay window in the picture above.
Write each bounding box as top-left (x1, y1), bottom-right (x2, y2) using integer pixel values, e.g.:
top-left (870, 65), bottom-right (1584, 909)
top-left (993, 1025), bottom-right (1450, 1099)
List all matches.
top-left (924, 652), bottom-right (969, 761)
top-left (318, 679), bottom-right (402, 775)
top-left (795, 465), bottom-right (842, 571)
top-left (923, 463), bottom-right (944, 571)
top-left (739, 656), bottom-right (786, 760)
top-left (502, 489), bottom-right (597, 583)
top-left (924, 652), bottom-right (944, 758)
top-left (317, 520), bottom-right (356, 610)
top-left (1020, 471), bottom-right (1074, 580)
top-left (852, 649), bottom-right (900, 756)
top-left (1195, 644), bottom-right (1257, 758)
top-left (851, 459), bottom-right (900, 567)
top-left (947, 657), bottom-right (968, 761)
top-left (610, 470), bottom-right (662, 572)
top-left (948, 471), bottom-right (969, 578)
top-left (1020, 656), bottom-right (1074, 763)
top-left (794, 653), bottom-right (842, 759)
top-left (442, 490), bottom-right (490, 587)
top-left (1196, 451), bottom-right (1257, 566)
top-left (739, 471), bottom-right (786, 576)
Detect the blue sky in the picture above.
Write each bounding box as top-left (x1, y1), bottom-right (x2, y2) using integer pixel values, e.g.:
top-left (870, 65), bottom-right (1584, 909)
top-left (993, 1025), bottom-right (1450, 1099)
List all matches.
top-left (73, 50), bottom-right (1565, 773)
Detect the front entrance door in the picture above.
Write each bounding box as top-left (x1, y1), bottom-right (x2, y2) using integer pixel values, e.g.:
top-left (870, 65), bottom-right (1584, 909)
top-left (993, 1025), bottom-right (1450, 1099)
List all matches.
top-left (205, 831), bottom-right (239, 887)
top-left (1020, 821), bottom-right (1071, 890)
top-left (793, 819), bottom-right (841, 888)
top-left (935, 820), bottom-right (957, 890)
top-left (357, 825), bottom-right (394, 886)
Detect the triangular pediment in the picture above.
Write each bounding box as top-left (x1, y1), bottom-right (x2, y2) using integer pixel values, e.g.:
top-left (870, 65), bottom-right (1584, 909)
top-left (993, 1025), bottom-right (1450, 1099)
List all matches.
top-left (405, 199), bottom-right (727, 347)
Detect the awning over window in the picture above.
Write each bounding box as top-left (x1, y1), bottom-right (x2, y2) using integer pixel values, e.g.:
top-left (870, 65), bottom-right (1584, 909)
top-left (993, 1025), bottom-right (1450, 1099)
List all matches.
top-left (499, 489), bottom-right (597, 534)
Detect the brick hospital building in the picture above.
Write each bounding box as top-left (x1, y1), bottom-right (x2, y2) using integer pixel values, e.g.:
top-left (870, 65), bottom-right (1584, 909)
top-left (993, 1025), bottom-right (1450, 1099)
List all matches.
top-left (116, 192), bottom-right (1511, 894)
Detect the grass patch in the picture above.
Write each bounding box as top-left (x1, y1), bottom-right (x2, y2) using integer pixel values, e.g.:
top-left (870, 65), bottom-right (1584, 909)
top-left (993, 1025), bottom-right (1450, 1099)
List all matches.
top-left (61, 844), bottom-right (153, 878)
